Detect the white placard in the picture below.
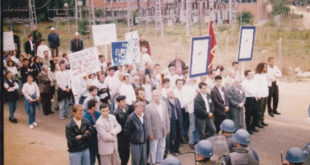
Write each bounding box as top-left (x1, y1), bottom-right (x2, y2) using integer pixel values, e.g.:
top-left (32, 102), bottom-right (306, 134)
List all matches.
top-left (68, 47), bottom-right (100, 77)
top-left (238, 26), bottom-right (256, 61)
top-left (190, 36), bottom-right (211, 78)
top-left (92, 24), bottom-right (117, 46)
top-left (125, 31), bottom-right (140, 64)
top-left (3, 31), bottom-right (15, 51)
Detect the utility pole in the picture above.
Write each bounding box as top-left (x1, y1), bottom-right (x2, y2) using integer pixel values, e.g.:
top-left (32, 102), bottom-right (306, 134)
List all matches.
top-left (28, 0), bottom-right (37, 29)
top-left (127, 0), bottom-right (132, 32)
top-left (75, 0), bottom-right (78, 32)
top-left (88, 0), bottom-right (96, 25)
top-left (155, 0), bottom-right (164, 39)
top-left (186, 0), bottom-right (191, 35)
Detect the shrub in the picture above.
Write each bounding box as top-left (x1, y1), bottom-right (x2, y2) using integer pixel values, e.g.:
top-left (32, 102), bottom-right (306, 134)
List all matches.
top-left (237, 12), bottom-right (253, 25)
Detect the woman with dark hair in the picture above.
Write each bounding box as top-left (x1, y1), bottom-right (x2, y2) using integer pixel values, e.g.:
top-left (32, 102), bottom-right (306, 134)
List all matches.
top-left (254, 62), bottom-right (269, 129)
top-left (4, 71), bottom-right (19, 123)
top-left (6, 60), bottom-right (18, 80)
top-left (30, 56), bottom-right (43, 81)
top-left (22, 74), bottom-right (40, 129)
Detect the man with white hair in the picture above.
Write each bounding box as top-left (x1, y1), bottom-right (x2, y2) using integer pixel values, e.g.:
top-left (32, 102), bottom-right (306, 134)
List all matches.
top-left (48, 27), bottom-right (60, 57)
top-left (70, 32), bottom-right (83, 52)
top-left (145, 90), bottom-right (170, 164)
top-left (38, 65), bottom-right (54, 115)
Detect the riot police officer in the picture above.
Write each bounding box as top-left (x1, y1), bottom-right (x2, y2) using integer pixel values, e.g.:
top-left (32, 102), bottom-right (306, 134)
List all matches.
top-left (195, 140), bottom-right (216, 165)
top-left (283, 147), bottom-right (306, 165)
top-left (161, 156), bottom-right (181, 165)
top-left (222, 129), bottom-right (259, 165)
top-left (219, 119), bottom-right (237, 152)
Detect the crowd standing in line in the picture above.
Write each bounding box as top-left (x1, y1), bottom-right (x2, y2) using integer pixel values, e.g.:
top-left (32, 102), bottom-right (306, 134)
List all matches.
top-left (4, 26), bottom-right (308, 165)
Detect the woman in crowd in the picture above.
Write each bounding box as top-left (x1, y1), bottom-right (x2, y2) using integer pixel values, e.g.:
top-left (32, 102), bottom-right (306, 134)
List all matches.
top-left (6, 60), bottom-right (19, 80)
top-left (4, 71), bottom-right (19, 123)
top-left (22, 74), bottom-right (40, 129)
top-left (31, 56), bottom-right (43, 81)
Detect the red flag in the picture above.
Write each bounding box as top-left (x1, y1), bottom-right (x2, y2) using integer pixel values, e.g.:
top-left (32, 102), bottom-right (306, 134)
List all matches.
top-left (208, 21), bottom-right (216, 69)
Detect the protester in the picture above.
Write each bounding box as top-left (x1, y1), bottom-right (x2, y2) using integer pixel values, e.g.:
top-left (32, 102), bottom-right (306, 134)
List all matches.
top-left (65, 104), bottom-right (93, 165)
top-left (4, 71), bottom-right (19, 123)
top-left (82, 86), bottom-right (100, 111)
top-left (37, 39), bottom-right (52, 59)
top-left (48, 27), bottom-right (60, 57)
top-left (32, 25), bottom-right (43, 52)
top-left (70, 32), bottom-right (83, 52)
top-left (38, 65), bottom-right (54, 115)
top-left (168, 53), bottom-right (186, 77)
top-left (267, 57), bottom-right (282, 116)
top-left (22, 74), bottom-right (40, 129)
top-left (24, 35), bottom-right (34, 57)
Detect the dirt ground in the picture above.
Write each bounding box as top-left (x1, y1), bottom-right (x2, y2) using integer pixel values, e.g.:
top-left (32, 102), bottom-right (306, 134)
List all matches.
top-left (3, 80), bottom-right (310, 165)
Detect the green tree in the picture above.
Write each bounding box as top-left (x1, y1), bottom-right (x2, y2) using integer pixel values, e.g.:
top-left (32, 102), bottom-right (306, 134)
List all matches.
top-left (238, 11), bottom-right (253, 24)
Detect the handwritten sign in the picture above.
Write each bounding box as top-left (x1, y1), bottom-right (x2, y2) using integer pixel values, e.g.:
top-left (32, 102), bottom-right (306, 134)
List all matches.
top-left (189, 36), bottom-right (211, 78)
top-left (238, 26), bottom-right (256, 61)
top-left (92, 24), bottom-right (117, 46)
top-left (68, 47), bottom-right (100, 77)
top-left (125, 31), bottom-right (140, 64)
top-left (111, 41), bottom-right (128, 66)
top-left (3, 31), bottom-right (15, 51)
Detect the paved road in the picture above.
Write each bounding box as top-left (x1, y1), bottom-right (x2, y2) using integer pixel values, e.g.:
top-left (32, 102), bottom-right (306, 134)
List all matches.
top-left (4, 81), bottom-right (310, 165)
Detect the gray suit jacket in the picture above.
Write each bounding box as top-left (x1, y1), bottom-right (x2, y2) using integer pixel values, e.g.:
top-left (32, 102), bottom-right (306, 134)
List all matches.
top-left (227, 86), bottom-right (246, 109)
top-left (145, 101), bottom-right (170, 140)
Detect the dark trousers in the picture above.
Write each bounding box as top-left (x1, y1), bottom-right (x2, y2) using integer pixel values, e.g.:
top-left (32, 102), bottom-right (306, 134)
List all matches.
top-left (51, 47), bottom-right (59, 57)
top-left (214, 115), bottom-right (226, 133)
top-left (164, 133), bottom-right (170, 159)
top-left (41, 93), bottom-right (52, 115)
top-left (170, 120), bottom-right (181, 153)
top-left (118, 137), bottom-right (130, 165)
top-left (182, 108), bottom-right (189, 138)
top-left (89, 136), bottom-right (100, 165)
top-left (268, 82), bottom-right (279, 113)
top-left (245, 97), bottom-right (259, 130)
top-left (258, 97), bottom-right (267, 124)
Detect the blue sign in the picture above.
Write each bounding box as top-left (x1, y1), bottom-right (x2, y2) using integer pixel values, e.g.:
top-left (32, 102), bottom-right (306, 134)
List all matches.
top-left (112, 41), bottom-right (128, 66)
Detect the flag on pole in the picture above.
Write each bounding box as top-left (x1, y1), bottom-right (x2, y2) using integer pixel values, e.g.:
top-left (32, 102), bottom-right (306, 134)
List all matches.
top-left (208, 21), bottom-right (216, 69)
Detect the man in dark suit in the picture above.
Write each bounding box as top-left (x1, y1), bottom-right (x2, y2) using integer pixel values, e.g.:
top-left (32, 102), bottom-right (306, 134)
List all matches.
top-left (211, 75), bottom-right (229, 133)
top-left (24, 34), bottom-right (35, 57)
top-left (194, 82), bottom-right (216, 141)
top-left (114, 95), bottom-right (131, 165)
top-left (124, 101), bottom-right (148, 165)
top-left (166, 88), bottom-right (185, 155)
top-left (70, 32), bottom-right (83, 52)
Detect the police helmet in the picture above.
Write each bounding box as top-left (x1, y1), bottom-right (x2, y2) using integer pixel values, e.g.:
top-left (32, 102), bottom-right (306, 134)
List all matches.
top-left (195, 140), bottom-right (213, 158)
top-left (161, 156), bottom-right (181, 165)
top-left (233, 129), bottom-right (250, 145)
top-left (286, 147), bottom-right (306, 163)
top-left (220, 119), bottom-right (236, 133)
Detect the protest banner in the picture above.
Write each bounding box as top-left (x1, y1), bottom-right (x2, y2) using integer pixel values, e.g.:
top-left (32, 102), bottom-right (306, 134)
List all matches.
top-left (111, 41), bottom-right (129, 66)
top-left (68, 47), bottom-right (100, 77)
top-left (125, 31), bottom-right (140, 64)
top-left (237, 26), bottom-right (256, 61)
top-left (189, 36), bottom-right (211, 78)
top-left (3, 31), bottom-right (15, 51)
top-left (92, 24), bottom-right (117, 46)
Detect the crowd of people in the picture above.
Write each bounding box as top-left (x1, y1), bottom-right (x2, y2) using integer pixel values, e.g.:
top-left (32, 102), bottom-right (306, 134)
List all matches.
top-left (3, 25), bottom-right (309, 165)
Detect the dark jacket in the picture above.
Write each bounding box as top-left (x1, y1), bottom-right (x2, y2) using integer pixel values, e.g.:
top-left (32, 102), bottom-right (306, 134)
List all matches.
top-left (20, 66), bottom-right (32, 83)
top-left (32, 30), bottom-right (42, 43)
top-left (124, 112), bottom-right (148, 144)
top-left (70, 38), bottom-right (83, 52)
top-left (38, 71), bottom-right (51, 93)
top-left (30, 63), bottom-right (42, 80)
top-left (211, 86), bottom-right (228, 117)
top-left (24, 40), bottom-right (35, 56)
top-left (166, 97), bottom-right (185, 138)
top-left (114, 106), bottom-right (131, 141)
top-left (65, 118), bottom-right (93, 153)
top-left (3, 78), bottom-right (19, 102)
top-left (83, 111), bottom-right (101, 132)
top-left (48, 33), bottom-right (60, 48)
top-left (194, 93), bottom-right (214, 119)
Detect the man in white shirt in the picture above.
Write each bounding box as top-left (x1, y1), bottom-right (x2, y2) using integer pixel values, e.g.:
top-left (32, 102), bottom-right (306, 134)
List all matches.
top-left (206, 69), bottom-right (216, 94)
top-left (145, 90), bottom-right (170, 164)
top-left (37, 39), bottom-right (52, 59)
top-left (267, 57), bottom-right (282, 116)
top-left (98, 55), bottom-right (107, 72)
top-left (166, 65), bottom-right (182, 89)
top-left (119, 74), bottom-right (136, 106)
top-left (242, 70), bottom-right (260, 134)
top-left (55, 60), bottom-right (72, 119)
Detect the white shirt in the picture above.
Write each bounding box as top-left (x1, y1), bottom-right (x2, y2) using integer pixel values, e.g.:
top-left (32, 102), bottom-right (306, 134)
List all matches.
top-left (174, 87), bottom-right (186, 109)
top-left (55, 70), bottom-right (71, 91)
top-left (87, 78), bottom-right (99, 88)
top-left (241, 78), bottom-right (257, 97)
top-left (200, 92), bottom-right (210, 113)
top-left (22, 82), bottom-right (40, 100)
top-left (183, 84), bottom-right (198, 113)
top-left (37, 44), bottom-right (52, 59)
top-left (253, 73), bottom-right (269, 97)
top-left (71, 76), bottom-right (84, 96)
top-left (166, 73), bottom-right (182, 88)
top-left (155, 102), bottom-right (164, 121)
top-left (206, 77), bottom-right (215, 94)
top-left (7, 66), bottom-right (18, 76)
top-left (135, 112), bottom-right (144, 124)
top-left (161, 88), bottom-right (169, 98)
top-left (119, 83), bottom-right (136, 105)
top-left (105, 75), bottom-right (121, 98)
top-left (141, 53), bottom-right (152, 66)
top-left (216, 86), bottom-right (226, 105)
top-left (267, 65), bottom-right (282, 86)
top-left (99, 61), bottom-right (107, 71)
top-left (142, 84), bottom-right (152, 102)
top-left (29, 40), bottom-right (34, 51)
